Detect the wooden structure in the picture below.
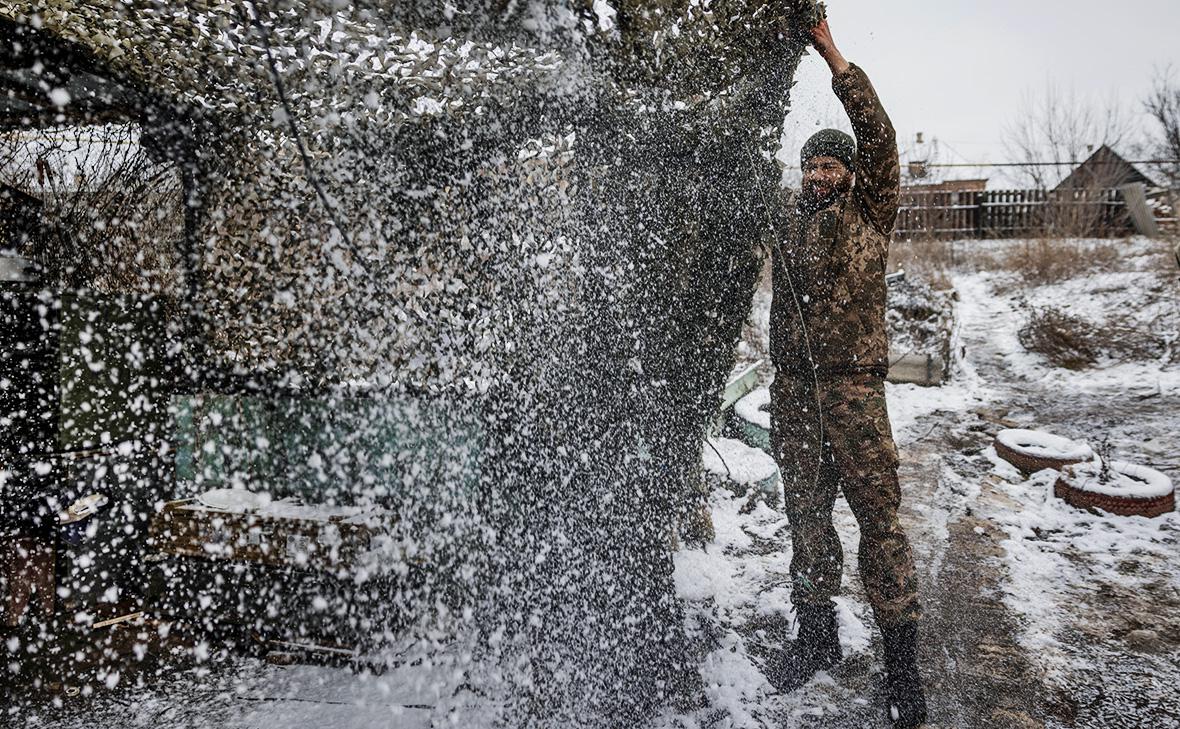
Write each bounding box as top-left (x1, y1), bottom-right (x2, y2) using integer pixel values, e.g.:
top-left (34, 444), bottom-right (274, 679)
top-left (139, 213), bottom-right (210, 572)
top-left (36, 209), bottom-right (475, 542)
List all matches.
top-left (1055, 145), bottom-right (1157, 191)
top-left (149, 499), bottom-right (386, 573)
top-left (904, 178), bottom-right (988, 194)
top-left (895, 147), bottom-right (1165, 240)
top-left (895, 187), bottom-right (1130, 240)
top-left (887, 351), bottom-right (947, 387)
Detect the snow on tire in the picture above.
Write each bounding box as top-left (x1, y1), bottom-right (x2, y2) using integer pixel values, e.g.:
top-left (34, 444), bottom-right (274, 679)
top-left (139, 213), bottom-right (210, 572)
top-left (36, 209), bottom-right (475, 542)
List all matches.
top-left (993, 429), bottom-right (1094, 475)
top-left (1055, 460), bottom-right (1175, 518)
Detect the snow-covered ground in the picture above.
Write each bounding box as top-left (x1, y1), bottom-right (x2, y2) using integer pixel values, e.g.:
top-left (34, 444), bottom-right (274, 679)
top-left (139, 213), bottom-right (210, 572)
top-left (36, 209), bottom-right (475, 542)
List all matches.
top-left (943, 242), bottom-right (1180, 727)
top-left (17, 237), bottom-right (1180, 728)
top-left (668, 237), bottom-right (1180, 727)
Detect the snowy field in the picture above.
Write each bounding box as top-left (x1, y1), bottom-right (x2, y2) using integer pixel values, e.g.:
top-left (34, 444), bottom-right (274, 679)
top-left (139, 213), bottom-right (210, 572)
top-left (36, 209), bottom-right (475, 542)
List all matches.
top-left (13, 237), bottom-right (1180, 729)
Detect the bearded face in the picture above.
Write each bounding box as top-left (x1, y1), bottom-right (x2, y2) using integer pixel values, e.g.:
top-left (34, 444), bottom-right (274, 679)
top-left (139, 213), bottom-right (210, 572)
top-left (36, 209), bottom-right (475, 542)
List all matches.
top-left (800, 155), bottom-right (854, 212)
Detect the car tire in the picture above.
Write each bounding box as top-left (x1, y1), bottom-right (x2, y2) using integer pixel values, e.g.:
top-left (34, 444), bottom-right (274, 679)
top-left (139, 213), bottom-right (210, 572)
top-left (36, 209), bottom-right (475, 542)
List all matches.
top-left (993, 429), bottom-right (1093, 475)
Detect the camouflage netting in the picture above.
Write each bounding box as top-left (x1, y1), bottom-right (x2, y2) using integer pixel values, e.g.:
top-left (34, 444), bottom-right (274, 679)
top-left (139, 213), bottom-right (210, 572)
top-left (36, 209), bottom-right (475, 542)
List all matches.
top-left (1, 1), bottom-right (821, 724)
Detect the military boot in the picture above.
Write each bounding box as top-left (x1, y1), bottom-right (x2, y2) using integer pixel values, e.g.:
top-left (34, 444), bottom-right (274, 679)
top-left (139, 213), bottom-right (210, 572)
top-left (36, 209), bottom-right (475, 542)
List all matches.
top-left (882, 621), bottom-right (928, 727)
top-left (769, 602), bottom-right (842, 692)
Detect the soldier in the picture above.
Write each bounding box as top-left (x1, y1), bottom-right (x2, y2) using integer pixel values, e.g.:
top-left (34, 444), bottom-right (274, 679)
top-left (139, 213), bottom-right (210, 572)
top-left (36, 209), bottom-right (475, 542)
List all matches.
top-left (766, 19), bottom-right (927, 727)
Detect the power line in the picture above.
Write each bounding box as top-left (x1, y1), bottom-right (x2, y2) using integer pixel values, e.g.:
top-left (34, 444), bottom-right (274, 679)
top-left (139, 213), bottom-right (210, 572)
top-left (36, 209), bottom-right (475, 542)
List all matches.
top-left (921, 159), bottom-right (1180, 169)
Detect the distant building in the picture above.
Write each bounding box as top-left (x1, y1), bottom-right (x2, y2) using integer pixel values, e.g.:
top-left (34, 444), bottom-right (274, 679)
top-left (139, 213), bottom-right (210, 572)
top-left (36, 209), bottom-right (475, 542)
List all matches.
top-left (1054, 145), bottom-right (1157, 191)
top-left (903, 178), bottom-right (988, 194)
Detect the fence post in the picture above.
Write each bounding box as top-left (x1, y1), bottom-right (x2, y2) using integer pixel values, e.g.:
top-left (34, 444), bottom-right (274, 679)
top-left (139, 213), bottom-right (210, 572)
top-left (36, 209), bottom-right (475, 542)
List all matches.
top-left (974, 190), bottom-right (986, 239)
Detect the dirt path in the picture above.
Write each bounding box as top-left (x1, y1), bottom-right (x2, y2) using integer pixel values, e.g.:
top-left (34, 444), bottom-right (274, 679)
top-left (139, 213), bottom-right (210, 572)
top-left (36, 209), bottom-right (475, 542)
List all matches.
top-left (896, 272), bottom-right (1053, 727)
top-left (899, 440), bottom-right (1048, 728)
top-left (909, 272), bottom-right (1180, 729)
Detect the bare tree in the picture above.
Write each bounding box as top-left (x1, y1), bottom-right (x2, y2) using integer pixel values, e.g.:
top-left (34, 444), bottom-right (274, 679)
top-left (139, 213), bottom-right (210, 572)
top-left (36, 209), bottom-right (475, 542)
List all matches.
top-left (0, 125), bottom-right (183, 293)
top-left (1003, 84), bottom-right (1134, 237)
top-left (1004, 83), bottom-right (1131, 191)
top-left (1145, 67), bottom-right (1180, 188)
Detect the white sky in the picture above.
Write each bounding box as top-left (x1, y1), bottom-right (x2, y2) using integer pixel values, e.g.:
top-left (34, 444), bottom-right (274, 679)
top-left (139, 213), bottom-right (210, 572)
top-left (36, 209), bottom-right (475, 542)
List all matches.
top-left (778, 0), bottom-right (1180, 187)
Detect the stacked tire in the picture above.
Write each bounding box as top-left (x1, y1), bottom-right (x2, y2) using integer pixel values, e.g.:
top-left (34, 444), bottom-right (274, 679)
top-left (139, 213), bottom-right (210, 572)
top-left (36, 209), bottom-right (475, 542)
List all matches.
top-left (1054, 461), bottom-right (1175, 519)
top-left (993, 429), bottom-right (1093, 476)
top-left (992, 429), bottom-right (1175, 518)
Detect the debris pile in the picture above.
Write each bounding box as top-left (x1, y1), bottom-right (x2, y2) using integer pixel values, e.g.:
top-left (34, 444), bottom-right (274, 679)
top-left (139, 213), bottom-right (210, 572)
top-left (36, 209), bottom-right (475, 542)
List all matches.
top-left (886, 273), bottom-right (955, 364)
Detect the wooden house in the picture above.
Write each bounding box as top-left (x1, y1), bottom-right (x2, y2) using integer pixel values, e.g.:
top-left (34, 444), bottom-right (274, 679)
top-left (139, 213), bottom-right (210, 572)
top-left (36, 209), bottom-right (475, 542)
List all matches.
top-left (1055, 145), bottom-right (1157, 191)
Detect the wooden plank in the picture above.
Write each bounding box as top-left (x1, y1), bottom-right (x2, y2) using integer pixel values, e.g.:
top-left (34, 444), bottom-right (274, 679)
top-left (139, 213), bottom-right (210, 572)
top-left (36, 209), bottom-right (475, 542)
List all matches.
top-left (718, 359), bottom-right (763, 413)
top-left (887, 352), bottom-right (946, 387)
top-left (1120, 183), bottom-right (1159, 237)
top-left (148, 500), bottom-right (390, 573)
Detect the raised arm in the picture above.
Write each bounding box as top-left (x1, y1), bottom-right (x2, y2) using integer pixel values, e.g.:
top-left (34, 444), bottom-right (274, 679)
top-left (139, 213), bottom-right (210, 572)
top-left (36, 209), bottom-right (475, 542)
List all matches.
top-left (811, 21), bottom-right (900, 236)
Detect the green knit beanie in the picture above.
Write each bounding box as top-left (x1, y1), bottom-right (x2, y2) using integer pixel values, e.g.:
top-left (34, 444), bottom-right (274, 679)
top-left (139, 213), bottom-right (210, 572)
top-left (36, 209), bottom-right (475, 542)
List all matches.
top-left (801, 128), bottom-right (856, 172)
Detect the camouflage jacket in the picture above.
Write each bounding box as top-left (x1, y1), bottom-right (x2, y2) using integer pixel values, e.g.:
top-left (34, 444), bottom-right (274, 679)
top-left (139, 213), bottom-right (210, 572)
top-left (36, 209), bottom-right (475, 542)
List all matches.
top-left (770, 64), bottom-right (900, 379)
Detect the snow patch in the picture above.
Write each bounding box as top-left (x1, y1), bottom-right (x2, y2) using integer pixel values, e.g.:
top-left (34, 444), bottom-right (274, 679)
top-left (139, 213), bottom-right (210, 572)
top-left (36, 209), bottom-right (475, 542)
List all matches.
top-left (954, 270), bottom-right (1180, 394)
top-left (734, 387), bottom-right (771, 429)
top-left (591, 0), bottom-right (617, 32)
top-left (197, 488), bottom-right (273, 512)
top-left (1064, 459), bottom-right (1173, 499)
top-left (995, 428), bottom-right (1093, 462)
top-left (703, 437), bottom-right (777, 485)
top-left (885, 381), bottom-right (983, 445)
top-left (984, 457), bottom-right (1180, 677)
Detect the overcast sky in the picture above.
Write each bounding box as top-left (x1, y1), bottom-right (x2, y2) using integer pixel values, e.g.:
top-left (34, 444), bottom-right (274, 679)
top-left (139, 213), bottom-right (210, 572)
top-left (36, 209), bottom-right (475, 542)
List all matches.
top-left (778, 0), bottom-right (1180, 186)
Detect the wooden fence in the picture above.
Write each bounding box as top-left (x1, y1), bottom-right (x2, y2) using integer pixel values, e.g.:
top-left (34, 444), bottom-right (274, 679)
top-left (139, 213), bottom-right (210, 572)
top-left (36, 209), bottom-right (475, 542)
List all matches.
top-left (894, 188), bottom-right (1130, 240)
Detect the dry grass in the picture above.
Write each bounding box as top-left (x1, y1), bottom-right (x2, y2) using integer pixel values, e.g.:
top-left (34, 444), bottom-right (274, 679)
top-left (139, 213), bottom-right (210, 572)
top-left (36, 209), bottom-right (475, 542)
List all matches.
top-left (889, 237), bottom-right (1174, 290)
top-left (996, 239), bottom-right (1122, 286)
top-left (886, 240), bottom-right (953, 289)
top-left (1018, 304), bottom-right (1175, 370)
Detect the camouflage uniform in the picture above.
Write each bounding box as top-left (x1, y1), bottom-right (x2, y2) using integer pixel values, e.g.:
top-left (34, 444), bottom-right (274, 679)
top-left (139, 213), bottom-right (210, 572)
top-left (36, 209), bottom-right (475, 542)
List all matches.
top-left (769, 64), bottom-right (920, 628)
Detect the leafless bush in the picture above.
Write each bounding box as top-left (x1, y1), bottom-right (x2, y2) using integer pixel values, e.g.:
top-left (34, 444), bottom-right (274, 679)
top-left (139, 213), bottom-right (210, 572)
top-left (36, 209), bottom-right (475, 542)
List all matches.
top-left (1019, 307), bottom-right (1099, 370)
top-left (0, 124), bottom-right (183, 294)
top-left (1019, 304), bottom-right (1175, 370)
top-left (1039, 188), bottom-right (1127, 239)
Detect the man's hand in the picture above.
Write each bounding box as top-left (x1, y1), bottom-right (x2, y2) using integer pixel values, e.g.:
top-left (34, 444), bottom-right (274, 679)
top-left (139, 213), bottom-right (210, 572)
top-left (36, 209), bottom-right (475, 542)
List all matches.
top-left (810, 20), bottom-right (851, 76)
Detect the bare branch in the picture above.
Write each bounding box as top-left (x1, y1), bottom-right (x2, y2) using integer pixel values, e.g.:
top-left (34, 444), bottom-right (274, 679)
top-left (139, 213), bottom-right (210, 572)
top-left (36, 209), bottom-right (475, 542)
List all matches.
top-left (1003, 83), bottom-right (1131, 191)
top-left (1144, 66), bottom-right (1180, 187)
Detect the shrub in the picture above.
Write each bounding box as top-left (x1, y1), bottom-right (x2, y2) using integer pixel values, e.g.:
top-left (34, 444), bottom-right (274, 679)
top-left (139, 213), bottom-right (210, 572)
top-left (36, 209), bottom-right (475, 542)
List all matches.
top-left (1018, 307), bottom-right (1099, 370)
top-left (1019, 304), bottom-right (1174, 370)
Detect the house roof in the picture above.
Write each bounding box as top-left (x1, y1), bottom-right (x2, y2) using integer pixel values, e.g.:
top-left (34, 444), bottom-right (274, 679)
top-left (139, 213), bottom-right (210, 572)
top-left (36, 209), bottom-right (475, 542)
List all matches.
top-left (904, 178), bottom-right (989, 193)
top-left (1054, 145), bottom-right (1157, 191)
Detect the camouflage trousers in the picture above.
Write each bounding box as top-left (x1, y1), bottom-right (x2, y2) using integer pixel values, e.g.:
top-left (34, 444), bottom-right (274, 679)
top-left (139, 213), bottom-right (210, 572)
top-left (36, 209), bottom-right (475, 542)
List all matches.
top-left (769, 373), bottom-right (921, 628)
